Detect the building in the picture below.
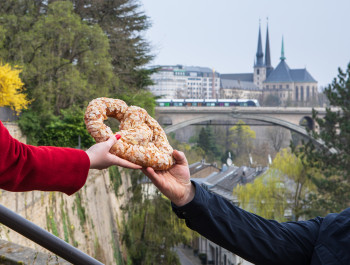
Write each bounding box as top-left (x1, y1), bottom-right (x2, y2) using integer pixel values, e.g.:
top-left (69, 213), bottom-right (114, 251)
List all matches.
top-left (220, 78), bottom-right (261, 100)
top-left (220, 24), bottom-right (318, 106)
top-left (148, 65), bottom-right (220, 99)
top-left (148, 23), bottom-right (317, 106)
top-left (189, 159), bottom-right (220, 178)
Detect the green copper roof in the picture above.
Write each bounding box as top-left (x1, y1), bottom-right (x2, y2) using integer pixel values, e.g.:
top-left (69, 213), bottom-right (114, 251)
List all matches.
top-left (280, 36), bottom-right (286, 61)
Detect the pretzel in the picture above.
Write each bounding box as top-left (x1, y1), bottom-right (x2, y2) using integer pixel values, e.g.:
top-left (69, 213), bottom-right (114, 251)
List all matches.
top-left (84, 97), bottom-right (175, 170)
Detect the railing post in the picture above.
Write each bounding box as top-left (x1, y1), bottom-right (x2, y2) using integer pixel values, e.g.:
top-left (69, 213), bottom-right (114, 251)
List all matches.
top-left (0, 204), bottom-right (104, 265)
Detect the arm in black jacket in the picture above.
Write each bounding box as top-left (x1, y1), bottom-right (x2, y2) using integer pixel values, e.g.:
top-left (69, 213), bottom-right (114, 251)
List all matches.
top-left (172, 181), bottom-right (322, 265)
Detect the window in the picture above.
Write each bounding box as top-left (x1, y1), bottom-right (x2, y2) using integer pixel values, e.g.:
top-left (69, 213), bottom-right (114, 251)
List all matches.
top-left (295, 86), bottom-right (299, 101)
top-left (300, 86), bottom-right (304, 101)
top-left (280, 85), bottom-right (282, 89)
top-left (257, 69), bottom-right (260, 75)
top-left (266, 85), bottom-right (269, 89)
top-left (286, 84), bottom-right (289, 89)
top-left (273, 85), bottom-right (276, 89)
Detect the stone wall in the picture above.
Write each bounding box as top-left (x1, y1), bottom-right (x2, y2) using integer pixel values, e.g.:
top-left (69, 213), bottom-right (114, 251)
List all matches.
top-left (2, 122), bottom-right (27, 143)
top-left (0, 169), bottom-right (131, 264)
top-left (0, 122), bottom-right (132, 264)
top-left (0, 107), bottom-right (17, 122)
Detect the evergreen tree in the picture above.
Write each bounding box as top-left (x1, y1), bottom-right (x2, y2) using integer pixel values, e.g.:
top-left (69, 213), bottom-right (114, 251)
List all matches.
top-left (294, 62), bottom-right (350, 214)
top-left (71, 0), bottom-right (153, 90)
top-left (197, 126), bottom-right (219, 161)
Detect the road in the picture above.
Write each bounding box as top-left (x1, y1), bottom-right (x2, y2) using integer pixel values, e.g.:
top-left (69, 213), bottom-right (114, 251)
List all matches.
top-left (175, 247), bottom-right (202, 265)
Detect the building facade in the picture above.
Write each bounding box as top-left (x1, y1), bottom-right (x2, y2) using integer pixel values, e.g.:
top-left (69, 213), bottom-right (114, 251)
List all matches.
top-left (220, 24), bottom-right (318, 106)
top-left (148, 65), bottom-right (220, 99)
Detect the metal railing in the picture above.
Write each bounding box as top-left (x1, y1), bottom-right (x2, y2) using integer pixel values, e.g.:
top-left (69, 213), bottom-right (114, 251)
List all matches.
top-left (0, 204), bottom-right (104, 265)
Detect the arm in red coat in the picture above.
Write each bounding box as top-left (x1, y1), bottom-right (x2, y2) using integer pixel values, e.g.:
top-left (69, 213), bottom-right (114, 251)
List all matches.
top-left (0, 121), bottom-right (90, 195)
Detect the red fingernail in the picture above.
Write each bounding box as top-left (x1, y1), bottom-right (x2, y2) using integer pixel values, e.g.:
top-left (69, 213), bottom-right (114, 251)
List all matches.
top-left (115, 134), bottom-right (121, 140)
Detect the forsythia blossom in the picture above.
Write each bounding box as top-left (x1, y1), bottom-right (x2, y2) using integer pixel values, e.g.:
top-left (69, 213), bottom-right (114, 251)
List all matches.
top-left (0, 63), bottom-right (30, 113)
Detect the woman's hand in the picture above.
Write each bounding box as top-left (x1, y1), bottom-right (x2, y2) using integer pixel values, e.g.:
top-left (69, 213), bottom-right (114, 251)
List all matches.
top-left (86, 135), bottom-right (142, 170)
top-left (142, 150), bottom-right (195, 206)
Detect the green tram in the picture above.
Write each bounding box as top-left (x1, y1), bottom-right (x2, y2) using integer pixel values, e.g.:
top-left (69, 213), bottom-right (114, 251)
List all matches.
top-left (156, 99), bottom-right (260, 107)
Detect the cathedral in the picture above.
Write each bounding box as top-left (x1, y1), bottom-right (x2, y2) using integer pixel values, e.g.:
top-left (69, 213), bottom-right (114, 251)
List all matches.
top-left (220, 24), bottom-right (318, 106)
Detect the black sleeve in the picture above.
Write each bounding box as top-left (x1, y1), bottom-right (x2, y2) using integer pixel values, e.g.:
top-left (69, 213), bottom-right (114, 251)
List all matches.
top-left (172, 181), bottom-right (322, 265)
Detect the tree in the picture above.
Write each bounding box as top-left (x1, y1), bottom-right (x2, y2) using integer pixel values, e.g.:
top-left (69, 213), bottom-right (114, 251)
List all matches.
top-left (294, 62), bottom-right (350, 214)
top-left (235, 148), bottom-right (317, 221)
top-left (23, 1), bottom-right (114, 114)
top-left (71, 0), bottom-right (153, 90)
top-left (267, 126), bottom-right (289, 152)
top-left (168, 132), bottom-right (206, 165)
top-left (262, 94), bottom-right (281, 106)
top-left (0, 1), bottom-right (117, 144)
top-left (38, 106), bottom-right (95, 148)
top-left (197, 126), bottom-right (220, 162)
top-left (0, 63), bottom-right (30, 113)
top-left (0, 0), bottom-right (156, 145)
top-left (122, 170), bottom-right (192, 265)
top-left (235, 174), bottom-right (288, 221)
top-left (229, 120), bottom-right (256, 159)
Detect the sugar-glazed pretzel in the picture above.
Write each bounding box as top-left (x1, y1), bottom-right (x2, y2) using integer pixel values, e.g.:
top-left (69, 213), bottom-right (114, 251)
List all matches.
top-left (84, 97), bottom-right (174, 170)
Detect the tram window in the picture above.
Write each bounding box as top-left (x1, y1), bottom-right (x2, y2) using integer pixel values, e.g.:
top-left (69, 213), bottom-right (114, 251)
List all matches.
top-left (225, 103), bottom-right (229, 107)
top-left (192, 103), bottom-right (198, 106)
top-left (159, 103), bottom-right (165, 107)
top-left (165, 102), bottom-right (170, 106)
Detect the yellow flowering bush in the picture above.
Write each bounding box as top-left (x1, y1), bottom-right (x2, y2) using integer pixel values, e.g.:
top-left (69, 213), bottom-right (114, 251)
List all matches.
top-left (0, 63), bottom-right (30, 113)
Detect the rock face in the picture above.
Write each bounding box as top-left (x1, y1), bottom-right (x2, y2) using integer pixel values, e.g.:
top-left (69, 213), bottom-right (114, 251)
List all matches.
top-left (0, 122), bottom-right (131, 264)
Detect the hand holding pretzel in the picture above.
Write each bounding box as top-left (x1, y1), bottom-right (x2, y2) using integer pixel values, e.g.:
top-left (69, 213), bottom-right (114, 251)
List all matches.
top-left (84, 98), bottom-right (175, 170)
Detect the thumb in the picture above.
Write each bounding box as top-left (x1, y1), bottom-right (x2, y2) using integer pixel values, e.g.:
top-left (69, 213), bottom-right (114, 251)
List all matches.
top-left (173, 150), bottom-right (188, 166)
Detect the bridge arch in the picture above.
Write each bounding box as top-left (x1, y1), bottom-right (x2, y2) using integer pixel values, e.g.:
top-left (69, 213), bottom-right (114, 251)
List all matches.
top-left (163, 114), bottom-right (332, 151)
top-left (164, 114), bottom-right (308, 135)
top-left (299, 116), bottom-right (315, 130)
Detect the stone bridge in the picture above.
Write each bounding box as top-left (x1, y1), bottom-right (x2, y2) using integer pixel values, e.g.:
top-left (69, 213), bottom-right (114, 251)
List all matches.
top-left (156, 106), bottom-right (332, 150)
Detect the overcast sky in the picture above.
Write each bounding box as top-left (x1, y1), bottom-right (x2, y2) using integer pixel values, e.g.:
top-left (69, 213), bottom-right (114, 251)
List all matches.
top-left (141, 0), bottom-right (350, 88)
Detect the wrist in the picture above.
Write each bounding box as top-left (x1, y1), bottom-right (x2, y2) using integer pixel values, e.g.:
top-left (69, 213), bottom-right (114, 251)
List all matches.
top-left (85, 150), bottom-right (94, 169)
top-left (173, 182), bottom-right (195, 207)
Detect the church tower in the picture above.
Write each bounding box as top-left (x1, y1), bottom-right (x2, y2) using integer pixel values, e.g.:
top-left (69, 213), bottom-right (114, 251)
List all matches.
top-left (265, 23), bottom-right (274, 76)
top-left (253, 23), bottom-right (267, 89)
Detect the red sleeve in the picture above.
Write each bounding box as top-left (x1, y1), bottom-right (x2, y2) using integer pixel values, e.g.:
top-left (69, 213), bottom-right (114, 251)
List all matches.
top-left (0, 121), bottom-right (90, 195)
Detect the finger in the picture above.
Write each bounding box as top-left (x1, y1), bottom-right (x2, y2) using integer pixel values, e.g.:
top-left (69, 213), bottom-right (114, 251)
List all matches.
top-left (173, 150), bottom-right (188, 166)
top-left (144, 167), bottom-right (162, 185)
top-left (111, 155), bottom-right (142, 169)
top-left (141, 167), bottom-right (149, 176)
top-left (106, 135), bottom-right (118, 148)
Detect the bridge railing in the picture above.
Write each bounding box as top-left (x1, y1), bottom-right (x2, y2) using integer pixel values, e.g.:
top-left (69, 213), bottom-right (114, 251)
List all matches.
top-left (0, 204), bottom-right (103, 265)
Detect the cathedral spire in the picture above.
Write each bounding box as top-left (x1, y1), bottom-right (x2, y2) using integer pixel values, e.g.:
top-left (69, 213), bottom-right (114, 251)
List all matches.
top-left (265, 20), bottom-right (272, 68)
top-left (255, 22), bottom-right (264, 67)
top-left (280, 36), bottom-right (286, 61)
